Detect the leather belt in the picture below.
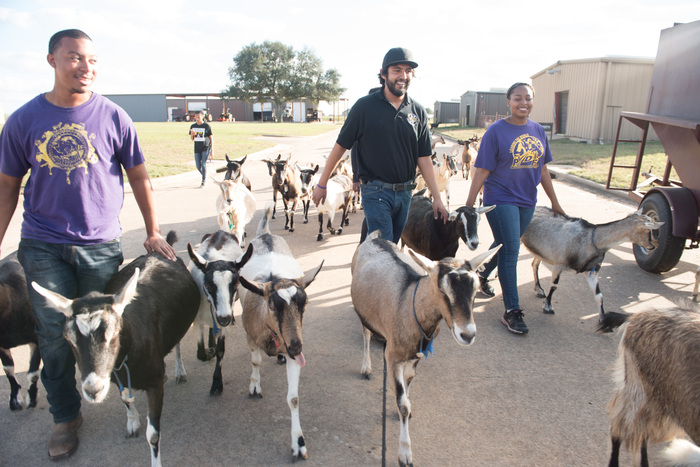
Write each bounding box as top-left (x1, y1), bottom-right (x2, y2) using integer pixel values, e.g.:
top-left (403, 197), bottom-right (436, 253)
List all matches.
top-left (362, 180), bottom-right (417, 191)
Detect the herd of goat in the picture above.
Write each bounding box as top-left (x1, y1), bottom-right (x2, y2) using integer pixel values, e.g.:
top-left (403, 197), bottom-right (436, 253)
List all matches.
top-left (1, 137), bottom-right (699, 466)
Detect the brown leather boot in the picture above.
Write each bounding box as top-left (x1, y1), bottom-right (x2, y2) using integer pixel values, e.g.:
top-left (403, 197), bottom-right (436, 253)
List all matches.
top-left (48, 412), bottom-right (83, 460)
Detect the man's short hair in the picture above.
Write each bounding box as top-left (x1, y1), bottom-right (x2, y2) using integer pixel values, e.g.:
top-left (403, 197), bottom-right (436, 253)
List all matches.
top-left (196, 110), bottom-right (205, 115)
top-left (49, 29), bottom-right (92, 55)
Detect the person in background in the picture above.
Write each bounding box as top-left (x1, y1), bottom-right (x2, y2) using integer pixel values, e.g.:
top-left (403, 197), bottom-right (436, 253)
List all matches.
top-left (313, 47), bottom-right (447, 244)
top-left (189, 110), bottom-right (213, 187)
top-left (465, 82), bottom-right (565, 335)
top-left (0, 28), bottom-right (176, 461)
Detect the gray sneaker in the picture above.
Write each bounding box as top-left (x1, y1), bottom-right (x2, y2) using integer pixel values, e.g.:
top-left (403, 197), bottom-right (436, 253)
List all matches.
top-left (502, 309), bottom-right (529, 334)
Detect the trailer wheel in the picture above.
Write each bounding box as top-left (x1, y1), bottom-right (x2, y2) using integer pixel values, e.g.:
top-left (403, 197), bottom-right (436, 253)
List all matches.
top-left (633, 192), bottom-right (685, 273)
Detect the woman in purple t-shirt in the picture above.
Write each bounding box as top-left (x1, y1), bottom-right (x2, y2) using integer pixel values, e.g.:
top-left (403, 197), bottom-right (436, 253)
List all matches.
top-left (466, 83), bottom-right (565, 335)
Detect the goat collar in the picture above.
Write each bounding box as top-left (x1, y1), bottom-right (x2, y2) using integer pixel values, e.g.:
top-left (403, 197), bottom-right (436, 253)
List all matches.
top-left (113, 354), bottom-right (133, 400)
top-left (412, 278), bottom-right (435, 359)
top-left (208, 303), bottom-right (221, 337)
top-left (267, 325), bottom-right (280, 348)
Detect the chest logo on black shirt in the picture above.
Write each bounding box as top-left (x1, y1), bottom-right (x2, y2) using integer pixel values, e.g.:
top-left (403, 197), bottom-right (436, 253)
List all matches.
top-left (34, 122), bottom-right (98, 184)
top-left (407, 112), bottom-right (418, 127)
top-left (509, 134), bottom-right (544, 169)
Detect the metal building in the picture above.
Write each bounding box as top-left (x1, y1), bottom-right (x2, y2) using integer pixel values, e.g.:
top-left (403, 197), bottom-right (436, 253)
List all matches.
top-left (459, 91), bottom-right (509, 128)
top-left (433, 101), bottom-right (460, 125)
top-left (529, 57), bottom-right (656, 143)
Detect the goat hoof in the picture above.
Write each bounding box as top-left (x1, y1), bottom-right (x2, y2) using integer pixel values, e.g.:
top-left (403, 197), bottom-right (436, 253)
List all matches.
top-left (536, 291), bottom-right (546, 298)
top-left (316, 234), bottom-right (323, 241)
top-left (361, 372), bottom-right (371, 380)
top-left (9, 399), bottom-right (22, 411)
top-left (210, 384), bottom-right (223, 396)
top-left (543, 306), bottom-right (554, 314)
top-left (277, 354), bottom-right (287, 365)
top-left (249, 391), bottom-right (263, 399)
top-left (284, 225), bottom-right (289, 230)
top-left (289, 228), bottom-right (294, 232)
top-left (337, 229), bottom-right (343, 235)
top-left (344, 219), bottom-right (349, 226)
top-left (175, 375), bottom-right (187, 384)
top-left (27, 399), bottom-right (37, 409)
top-left (303, 219), bottom-right (308, 224)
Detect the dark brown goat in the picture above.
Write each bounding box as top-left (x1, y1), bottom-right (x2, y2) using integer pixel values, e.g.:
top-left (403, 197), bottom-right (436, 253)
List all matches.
top-left (264, 154), bottom-right (300, 232)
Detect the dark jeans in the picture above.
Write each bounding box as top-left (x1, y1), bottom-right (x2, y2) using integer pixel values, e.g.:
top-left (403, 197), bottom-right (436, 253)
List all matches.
top-left (195, 149), bottom-right (210, 183)
top-left (480, 205), bottom-right (535, 311)
top-left (18, 238), bottom-right (123, 423)
top-left (360, 182), bottom-right (413, 244)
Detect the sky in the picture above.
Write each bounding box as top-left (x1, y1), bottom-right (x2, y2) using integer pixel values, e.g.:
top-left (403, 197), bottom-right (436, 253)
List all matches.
top-left (1, 0), bottom-right (699, 117)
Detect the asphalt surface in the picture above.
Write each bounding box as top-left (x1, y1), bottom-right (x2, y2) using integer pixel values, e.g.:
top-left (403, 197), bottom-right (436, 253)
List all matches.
top-left (1, 127), bottom-right (699, 466)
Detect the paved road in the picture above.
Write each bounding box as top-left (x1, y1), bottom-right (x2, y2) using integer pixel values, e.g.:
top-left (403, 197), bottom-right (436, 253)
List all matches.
top-left (1, 128), bottom-right (698, 466)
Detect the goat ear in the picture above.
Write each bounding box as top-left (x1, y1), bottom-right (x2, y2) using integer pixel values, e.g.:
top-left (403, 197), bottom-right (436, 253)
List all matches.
top-left (448, 211), bottom-right (459, 221)
top-left (468, 245), bottom-right (502, 271)
top-left (647, 221), bottom-right (664, 230)
top-left (295, 163), bottom-right (303, 171)
top-left (225, 154), bottom-right (232, 163)
top-left (239, 155), bottom-right (247, 164)
top-left (302, 261), bottom-right (324, 289)
top-left (113, 268), bottom-right (139, 317)
top-left (634, 208), bottom-right (643, 215)
top-left (407, 248), bottom-right (437, 272)
top-left (313, 165), bottom-right (319, 174)
top-left (187, 243), bottom-right (208, 270)
top-left (239, 276), bottom-right (264, 296)
top-left (236, 243), bottom-right (254, 268)
top-left (31, 282), bottom-right (73, 317)
top-left (476, 205), bottom-right (496, 214)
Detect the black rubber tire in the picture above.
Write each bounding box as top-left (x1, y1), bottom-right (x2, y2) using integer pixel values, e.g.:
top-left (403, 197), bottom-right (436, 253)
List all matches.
top-left (633, 192), bottom-right (685, 273)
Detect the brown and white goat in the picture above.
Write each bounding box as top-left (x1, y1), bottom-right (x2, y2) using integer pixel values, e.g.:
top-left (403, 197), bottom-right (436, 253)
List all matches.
top-left (597, 304), bottom-right (700, 467)
top-left (430, 132), bottom-right (445, 150)
top-left (264, 154), bottom-right (300, 231)
top-left (32, 232), bottom-right (200, 467)
top-left (186, 231), bottom-right (253, 395)
top-left (216, 154), bottom-right (251, 191)
top-left (213, 178), bottom-right (256, 247)
top-left (0, 261), bottom-right (41, 411)
top-left (521, 207), bottom-right (663, 322)
top-left (237, 203), bottom-right (323, 461)
top-left (311, 172), bottom-right (353, 241)
top-left (351, 231), bottom-right (500, 467)
top-left (401, 190), bottom-right (495, 260)
top-left (415, 152), bottom-right (458, 209)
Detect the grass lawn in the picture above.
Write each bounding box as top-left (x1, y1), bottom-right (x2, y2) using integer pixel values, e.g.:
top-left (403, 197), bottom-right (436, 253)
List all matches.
top-left (436, 124), bottom-right (677, 188)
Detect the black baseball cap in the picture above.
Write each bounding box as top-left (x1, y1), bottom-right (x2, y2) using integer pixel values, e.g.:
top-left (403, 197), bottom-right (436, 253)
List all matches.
top-left (382, 47), bottom-right (418, 69)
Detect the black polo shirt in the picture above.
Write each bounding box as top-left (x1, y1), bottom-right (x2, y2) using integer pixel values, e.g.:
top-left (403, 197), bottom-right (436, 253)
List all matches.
top-left (337, 89), bottom-right (431, 184)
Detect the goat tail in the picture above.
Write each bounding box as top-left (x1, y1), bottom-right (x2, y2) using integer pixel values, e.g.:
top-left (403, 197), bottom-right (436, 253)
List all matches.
top-left (596, 311), bottom-right (632, 333)
top-left (654, 439), bottom-right (700, 466)
top-left (165, 230), bottom-right (178, 246)
top-left (257, 202), bottom-right (274, 236)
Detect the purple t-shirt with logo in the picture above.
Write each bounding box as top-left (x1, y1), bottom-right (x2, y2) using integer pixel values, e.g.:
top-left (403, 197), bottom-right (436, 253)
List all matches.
top-left (474, 118), bottom-right (553, 208)
top-left (0, 93), bottom-right (145, 244)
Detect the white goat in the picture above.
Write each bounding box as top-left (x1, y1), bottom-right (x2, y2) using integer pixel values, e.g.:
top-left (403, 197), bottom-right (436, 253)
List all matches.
top-left (521, 207), bottom-right (663, 322)
top-left (311, 173), bottom-right (353, 241)
top-left (598, 304), bottom-right (700, 467)
top-left (238, 203), bottom-right (323, 462)
top-left (351, 231), bottom-right (500, 467)
top-left (415, 152), bottom-right (458, 209)
top-left (214, 178), bottom-right (256, 247)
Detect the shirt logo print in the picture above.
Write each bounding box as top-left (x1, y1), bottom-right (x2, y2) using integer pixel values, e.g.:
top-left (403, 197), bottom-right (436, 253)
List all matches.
top-left (407, 112), bottom-right (418, 127)
top-left (34, 122), bottom-right (98, 184)
top-left (509, 134), bottom-right (544, 169)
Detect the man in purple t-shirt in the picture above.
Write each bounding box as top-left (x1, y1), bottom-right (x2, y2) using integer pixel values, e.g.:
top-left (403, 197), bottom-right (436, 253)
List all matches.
top-left (0, 29), bottom-right (176, 461)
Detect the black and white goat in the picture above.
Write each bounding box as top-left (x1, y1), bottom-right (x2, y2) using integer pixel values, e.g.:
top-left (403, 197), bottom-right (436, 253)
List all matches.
top-left (264, 154), bottom-right (300, 231)
top-left (401, 190), bottom-right (494, 260)
top-left (0, 261), bottom-right (41, 411)
top-left (351, 231), bottom-right (500, 467)
top-left (311, 172), bottom-right (353, 241)
top-left (521, 207), bottom-right (663, 321)
top-left (597, 304), bottom-right (700, 467)
top-left (213, 178), bottom-right (256, 247)
top-left (32, 232), bottom-right (201, 467)
top-left (296, 162), bottom-right (318, 224)
top-left (186, 231), bottom-right (253, 395)
top-left (237, 203), bottom-right (323, 461)
top-left (216, 154), bottom-right (251, 191)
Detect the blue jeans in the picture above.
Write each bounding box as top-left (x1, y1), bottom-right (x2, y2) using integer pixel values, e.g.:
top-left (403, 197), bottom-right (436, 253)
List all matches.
top-left (360, 183), bottom-right (413, 244)
top-left (18, 238), bottom-right (123, 423)
top-left (195, 149), bottom-right (210, 183)
top-left (480, 205), bottom-right (535, 311)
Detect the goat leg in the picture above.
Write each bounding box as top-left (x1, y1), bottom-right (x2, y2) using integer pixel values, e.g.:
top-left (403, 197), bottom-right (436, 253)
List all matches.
top-left (196, 325), bottom-right (215, 361)
top-left (586, 262), bottom-right (605, 320)
top-left (360, 325), bottom-right (372, 379)
top-left (174, 343), bottom-right (187, 383)
top-left (532, 258), bottom-right (546, 298)
top-left (317, 213), bottom-right (324, 241)
top-left (608, 436), bottom-right (621, 467)
top-left (249, 347), bottom-right (263, 397)
top-left (393, 360), bottom-right (414, 467)
top-left (0, 348), bottom-right (22, 411)
top-left (121, 388), bottom-right (141, 438)
top-left (303, 200), bottom-right (309, 224)
top-left (145, 384), bottom-right (164, 467)
top-left (543, 266), bottom-right (564, 314)
top-left (26, 342), bottom-right (40, 408)
top-left (210, 335), bottom-right (225, 396)
top-left (286, 356), bottom-right (308, 461)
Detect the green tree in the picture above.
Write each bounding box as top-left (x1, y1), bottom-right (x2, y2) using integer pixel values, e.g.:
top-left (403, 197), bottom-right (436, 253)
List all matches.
top-left (223, 41), bottom-right (345, 122)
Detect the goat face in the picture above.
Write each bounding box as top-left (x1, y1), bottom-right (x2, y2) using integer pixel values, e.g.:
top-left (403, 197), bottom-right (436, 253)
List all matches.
top-left (296, 163), bottom-right (319, 197)
top-left (224, 154), bottom-right (246, 182)
top-left (189, 243), bottom-right (253, 327)
top-left (266, 155), bottom-right (291, 188)
top-left (628, 211), bottom-right (664, 250)
top-left (448, 205), bottom-right (496, 251)
top-left (444, 154), bottom-right (458, 177)
top-left (31, 270), bottom-right (139, 403)
top-left (408, 247), bottom-right (500, 345)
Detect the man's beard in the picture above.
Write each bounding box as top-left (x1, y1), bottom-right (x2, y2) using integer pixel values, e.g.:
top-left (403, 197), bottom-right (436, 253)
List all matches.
top-left (386, 78), bottom-right (408, 97)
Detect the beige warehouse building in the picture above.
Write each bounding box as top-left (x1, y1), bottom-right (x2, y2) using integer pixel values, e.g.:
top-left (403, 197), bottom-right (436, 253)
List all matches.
top-left (529, 57), bottom-right (657, 143)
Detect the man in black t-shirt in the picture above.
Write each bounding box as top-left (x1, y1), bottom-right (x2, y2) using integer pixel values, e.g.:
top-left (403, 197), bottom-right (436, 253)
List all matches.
top-left (313, 47), bottom-right (447, 243)
top-left (189, 110), bottom-right (213, 187)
